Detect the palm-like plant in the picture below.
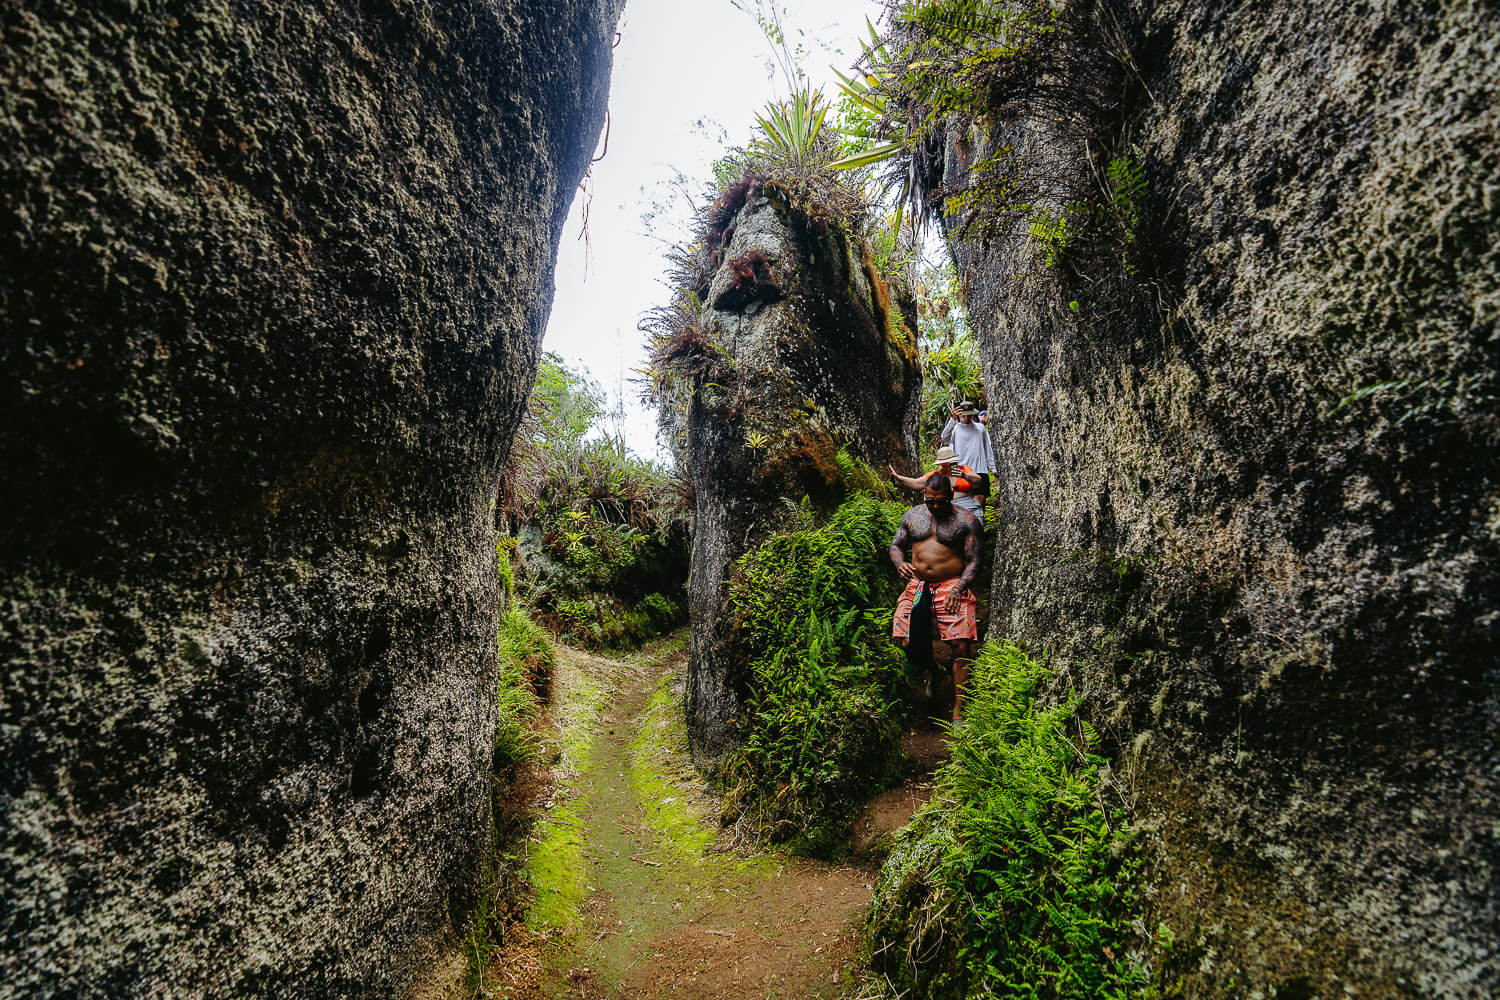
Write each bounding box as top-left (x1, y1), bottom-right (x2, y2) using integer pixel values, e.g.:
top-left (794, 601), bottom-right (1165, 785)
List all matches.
top-left (829, 19), bottom-right (919, 232)
top-left (752, 88), bottom-right (831, 175)
top-left (829, 3), bottom-right (1067, 233)
top-left (829, 18), bottom-right (903, 170)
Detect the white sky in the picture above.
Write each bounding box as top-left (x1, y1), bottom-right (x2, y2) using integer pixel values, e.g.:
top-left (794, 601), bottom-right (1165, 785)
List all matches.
top-left (541, 0), bottom-right (885, 461)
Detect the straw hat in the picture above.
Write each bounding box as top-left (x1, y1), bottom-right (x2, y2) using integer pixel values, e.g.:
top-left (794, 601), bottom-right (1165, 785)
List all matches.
top-left (932, 446), bottom-right (961, 467)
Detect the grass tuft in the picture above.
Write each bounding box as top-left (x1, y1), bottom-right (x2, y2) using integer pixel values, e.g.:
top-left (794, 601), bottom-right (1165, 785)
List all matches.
top-left (496, 606), bottom-right (552, 768)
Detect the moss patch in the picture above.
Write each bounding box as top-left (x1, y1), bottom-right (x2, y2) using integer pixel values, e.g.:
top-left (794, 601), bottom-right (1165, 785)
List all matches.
top-left (523, 654), bottom-right (612, 933)
top-left (629, 674), bottom-right (717, 863)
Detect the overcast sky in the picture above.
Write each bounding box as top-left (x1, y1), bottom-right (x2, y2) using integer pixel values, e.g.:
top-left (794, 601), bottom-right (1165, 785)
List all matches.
top-left (541, 0), bottom-right (884, 461)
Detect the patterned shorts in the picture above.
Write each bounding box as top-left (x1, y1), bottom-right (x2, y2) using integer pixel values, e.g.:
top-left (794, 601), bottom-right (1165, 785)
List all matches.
top-left (892, 577), bottom-right (977, 641)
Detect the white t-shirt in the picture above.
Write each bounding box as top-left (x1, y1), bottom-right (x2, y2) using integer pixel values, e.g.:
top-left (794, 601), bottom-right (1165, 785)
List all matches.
top-left (942, 417), bottom-right (995, 474)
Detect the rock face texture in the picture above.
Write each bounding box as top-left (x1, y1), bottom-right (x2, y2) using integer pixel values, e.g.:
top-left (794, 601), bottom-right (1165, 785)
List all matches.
top-left (678, 185), bottom-right (922, 763)
top-left (941, 2), bottom-right (1498, 995)
top-left (0, 2), bottom-right (621, 996)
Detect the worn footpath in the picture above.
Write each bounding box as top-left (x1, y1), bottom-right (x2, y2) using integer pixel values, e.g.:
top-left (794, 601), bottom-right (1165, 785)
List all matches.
top-left (478, 635), bottom-right (880, 1000)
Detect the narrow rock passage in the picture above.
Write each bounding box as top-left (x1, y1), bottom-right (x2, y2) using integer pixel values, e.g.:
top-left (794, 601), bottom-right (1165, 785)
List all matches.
top-left (484, 635), bottom-right (873, 1000)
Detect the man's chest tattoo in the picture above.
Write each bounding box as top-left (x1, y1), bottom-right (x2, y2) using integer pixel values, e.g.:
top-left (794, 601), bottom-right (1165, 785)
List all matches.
top-left (935, 517), bottom-right (966, 548)
top-left (907, 508), bottom-right (966, 547)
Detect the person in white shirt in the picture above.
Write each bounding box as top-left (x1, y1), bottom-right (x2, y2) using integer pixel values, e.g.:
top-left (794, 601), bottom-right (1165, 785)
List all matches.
top-left (940, 400), bottom-right (995, 478)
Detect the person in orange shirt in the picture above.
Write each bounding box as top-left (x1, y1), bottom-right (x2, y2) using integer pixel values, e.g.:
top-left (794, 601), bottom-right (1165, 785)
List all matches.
top-left (888, 445), bottom-right (988, 527)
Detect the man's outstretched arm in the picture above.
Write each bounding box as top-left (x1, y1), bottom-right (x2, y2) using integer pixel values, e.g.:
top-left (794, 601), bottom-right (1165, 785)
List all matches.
top-left (888, 464), bottom-right (928, 491)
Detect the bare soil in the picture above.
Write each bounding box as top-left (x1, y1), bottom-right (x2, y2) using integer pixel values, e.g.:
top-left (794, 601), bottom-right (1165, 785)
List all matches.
top-left (850, 727), bottom-right (950, 861)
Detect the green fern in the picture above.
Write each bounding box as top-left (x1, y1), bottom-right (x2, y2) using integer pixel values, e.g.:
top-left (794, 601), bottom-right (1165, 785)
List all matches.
top-left (723, 482), bottom-right (909, 854)
top-left (1105, 156), bottom-right (1147, 272)
top-left (1024, 201), bottom-right (1093, 269)
top-left (863, 640), bottom-right (1158, 998)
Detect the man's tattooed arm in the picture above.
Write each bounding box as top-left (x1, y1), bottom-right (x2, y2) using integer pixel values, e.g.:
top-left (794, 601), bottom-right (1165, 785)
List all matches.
top-left (890, 512), bottom-right (914, 579)
top-left (956, 516), bottom-right (981, 592)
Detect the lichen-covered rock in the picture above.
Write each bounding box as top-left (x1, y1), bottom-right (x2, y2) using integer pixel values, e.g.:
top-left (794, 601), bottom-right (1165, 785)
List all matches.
top-left (0, 2), bottom-right (621, 996)
top-left (679, 184), bottom-right (922, 763)
top-left (937, 2), bottom-right (1498, 995)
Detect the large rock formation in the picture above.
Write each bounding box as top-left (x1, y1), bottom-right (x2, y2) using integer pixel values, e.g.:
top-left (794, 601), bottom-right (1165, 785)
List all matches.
top-left (677, 183), bottom-right (922, 762)
top-left (938, 2), bottom-right (1497, 994)
top-left (0, 2), bottom-right (622, 995)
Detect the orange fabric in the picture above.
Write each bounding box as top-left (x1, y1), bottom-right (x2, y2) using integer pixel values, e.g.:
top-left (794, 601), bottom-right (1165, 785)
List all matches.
top-left (932, 465), bottom-right (976, 492)
top-left (892, 577), bottom-right (978, 641)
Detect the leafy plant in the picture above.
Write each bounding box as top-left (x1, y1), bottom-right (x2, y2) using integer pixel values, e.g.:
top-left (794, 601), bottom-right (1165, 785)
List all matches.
top-left (1023, 200), bottom-right (1093, 269)
top-left (861, 640), bottom-right (1158, 998)
top-left (830, 2), bottom-right (1066, 228)
top-left (830, 1), bottom-right (1154, 280)
top-left (867, 208), bottom-right (921, 285)
top-left (495, 606), bottom-right (552, 769)
top-left (1334, 373), bottom-right (1496, 424)
top-left (830, 17), bottom-right (919, 230)
top-left (753, 88), bottom-right (832, 175)
top-left (637, 592), bottom-right (683, 629)
top-left (1106, 155), bottom-right (1147, 264)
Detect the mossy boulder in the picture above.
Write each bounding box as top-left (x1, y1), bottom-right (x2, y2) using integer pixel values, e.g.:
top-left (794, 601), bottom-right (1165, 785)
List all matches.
top-left (0, 1), bottom-right (622, 996)
top-left (680, 185), bottom-right (922, 763)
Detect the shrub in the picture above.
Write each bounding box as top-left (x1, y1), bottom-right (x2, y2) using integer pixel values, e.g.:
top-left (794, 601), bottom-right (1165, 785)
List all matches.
top-left (862, 640), bottom-right (1156, 999)
top-left (501, 353), bottom-right (690, 652)
top-left (637, 591), bottom-right (684, 630)
top-left (547, 591), bottom-right (681, 651)
top-left (495, 606), bottom-right (552, 768)
top-left (722, 490), bottom-right (910, 855)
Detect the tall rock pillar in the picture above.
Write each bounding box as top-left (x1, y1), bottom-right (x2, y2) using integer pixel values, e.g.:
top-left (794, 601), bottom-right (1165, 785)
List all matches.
top-left (0, 2), bottom-right (623, 995)
top-left (676, 183), bottom-right (922, 763)
top-left (932, 2), bottom-right (1499, 993)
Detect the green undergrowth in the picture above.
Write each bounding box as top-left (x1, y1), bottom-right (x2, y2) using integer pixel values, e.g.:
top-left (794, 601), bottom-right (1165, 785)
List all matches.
top-left (464, 605), bottom-right (556, 991)
top-left (722, 488), bottom-right (911, 857)
top-left (495, 606), bottom-right (553, 768)
top-left (502, 352), bottom-right (690, 653)
top-left (549, 587), bottom-right (684, 651)
top-left (860, 641), bottom-right (1159, 999)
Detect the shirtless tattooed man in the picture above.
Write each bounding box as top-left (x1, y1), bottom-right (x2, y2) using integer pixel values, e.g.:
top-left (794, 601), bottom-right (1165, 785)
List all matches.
top-left (889, 473), bottom-right (981, 720)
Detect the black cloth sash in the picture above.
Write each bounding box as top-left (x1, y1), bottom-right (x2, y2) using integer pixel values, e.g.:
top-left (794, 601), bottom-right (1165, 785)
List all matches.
top-left (906, 581), bottom-right (935, 668)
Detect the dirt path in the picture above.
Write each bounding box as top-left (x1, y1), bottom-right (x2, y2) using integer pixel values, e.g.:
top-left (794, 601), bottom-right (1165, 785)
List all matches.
top-left (479, 636), bottom-right (879, 1000)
